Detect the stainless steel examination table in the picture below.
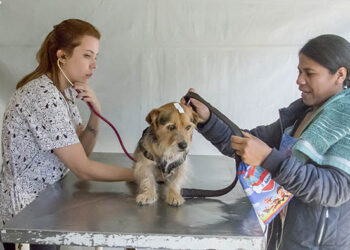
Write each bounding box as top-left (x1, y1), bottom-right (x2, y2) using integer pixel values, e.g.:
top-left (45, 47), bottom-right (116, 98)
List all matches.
top-left (1, 153), bottom-right (266, 250)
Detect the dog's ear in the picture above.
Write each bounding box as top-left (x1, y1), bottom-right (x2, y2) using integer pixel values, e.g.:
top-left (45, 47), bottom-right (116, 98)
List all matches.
top-left (191, 110), bottom-right (199, 126)
top-left (146, 109), bottom-right (160, 126)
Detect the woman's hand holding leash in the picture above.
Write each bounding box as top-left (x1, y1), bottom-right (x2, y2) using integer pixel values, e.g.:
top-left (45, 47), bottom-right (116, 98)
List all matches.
top-left (181, 88), bottom-right (210, 124)
top-left (231, 131), bottom-right (272, 166)
top-left (182, 90), bottom-right (271, 166)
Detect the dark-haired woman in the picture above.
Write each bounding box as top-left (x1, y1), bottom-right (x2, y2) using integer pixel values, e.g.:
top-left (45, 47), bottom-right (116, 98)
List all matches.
top-left (1, 19), bottom-right (134, 250)
top-left (184, 34), bottom-right (350, 249)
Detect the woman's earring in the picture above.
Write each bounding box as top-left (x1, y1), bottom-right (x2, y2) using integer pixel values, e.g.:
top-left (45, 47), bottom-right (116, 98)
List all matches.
top-left (343, 79), bottom-right (349, 89)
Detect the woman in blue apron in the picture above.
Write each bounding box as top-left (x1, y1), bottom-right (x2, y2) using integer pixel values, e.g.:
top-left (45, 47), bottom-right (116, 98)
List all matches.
top-left (184, 34), bottom-right (350, 250)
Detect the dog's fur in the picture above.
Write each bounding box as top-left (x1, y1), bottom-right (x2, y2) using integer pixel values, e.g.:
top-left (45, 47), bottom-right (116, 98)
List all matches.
top-left (133, 102), bottom-right (198, 206)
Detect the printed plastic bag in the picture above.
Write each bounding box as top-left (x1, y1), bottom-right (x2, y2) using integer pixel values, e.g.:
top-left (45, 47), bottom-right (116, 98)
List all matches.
top-left (238, 162), bottom-right (293, 225)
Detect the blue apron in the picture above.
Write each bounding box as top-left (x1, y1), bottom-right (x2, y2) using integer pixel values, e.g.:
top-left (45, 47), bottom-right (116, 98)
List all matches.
top-left (237, 132), bottom-right (297, 225)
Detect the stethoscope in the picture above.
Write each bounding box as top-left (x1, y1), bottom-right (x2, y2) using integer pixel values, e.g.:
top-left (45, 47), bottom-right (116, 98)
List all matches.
top-left (57, 58), bottom-right (135, 161)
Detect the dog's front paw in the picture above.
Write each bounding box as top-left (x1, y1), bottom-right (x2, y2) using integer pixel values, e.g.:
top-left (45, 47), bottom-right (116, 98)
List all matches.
top-left (136, 192), bottom-right (157, 205)
top-left (166, 191), bottom-right (185, 206)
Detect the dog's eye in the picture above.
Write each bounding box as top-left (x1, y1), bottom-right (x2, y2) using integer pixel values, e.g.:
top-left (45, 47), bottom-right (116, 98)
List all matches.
top-left (167, 125), bottom-right (176, 131)
top-left (186, 125), bottom-right (192, 130)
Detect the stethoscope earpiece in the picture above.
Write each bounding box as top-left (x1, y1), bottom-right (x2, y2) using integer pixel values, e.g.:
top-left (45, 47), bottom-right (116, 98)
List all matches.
top-left (56, 58), bottom-right (74, 87)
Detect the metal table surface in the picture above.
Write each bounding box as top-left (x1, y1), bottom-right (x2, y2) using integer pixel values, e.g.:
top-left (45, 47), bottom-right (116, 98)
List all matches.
top-left (1, 153), bottom-right (265, 250)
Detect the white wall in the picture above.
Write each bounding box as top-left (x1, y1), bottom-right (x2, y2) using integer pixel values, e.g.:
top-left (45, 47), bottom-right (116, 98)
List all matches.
top-left (1, 0), bottom-right (350, 161)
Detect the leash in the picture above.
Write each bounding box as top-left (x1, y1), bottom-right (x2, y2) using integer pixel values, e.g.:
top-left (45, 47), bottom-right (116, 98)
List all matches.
top-left (181, 92), bottom-right (243, 198)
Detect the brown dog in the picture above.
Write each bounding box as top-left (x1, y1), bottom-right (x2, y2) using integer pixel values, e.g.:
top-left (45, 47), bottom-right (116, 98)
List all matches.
top-left (133, 102), bottom-right (198, 206)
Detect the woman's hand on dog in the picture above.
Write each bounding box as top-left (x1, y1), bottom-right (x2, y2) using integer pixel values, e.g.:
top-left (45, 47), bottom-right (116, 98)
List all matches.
top-left (231, 131), bottom-right (272, 166)
top-left (181, 88), bottom-right (210, 124)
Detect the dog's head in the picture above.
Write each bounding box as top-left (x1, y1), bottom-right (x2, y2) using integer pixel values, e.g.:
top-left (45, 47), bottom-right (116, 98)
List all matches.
top-left (145, 102), bottom-right (198, 155)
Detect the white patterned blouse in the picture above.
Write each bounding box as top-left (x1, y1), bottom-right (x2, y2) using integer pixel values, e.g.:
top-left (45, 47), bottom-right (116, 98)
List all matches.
top-left (0, 75), bottom-right (82, 226)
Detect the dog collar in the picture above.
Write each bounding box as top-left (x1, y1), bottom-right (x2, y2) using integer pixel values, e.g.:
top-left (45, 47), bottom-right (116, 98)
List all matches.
top-left (139, 143), bottom-right (156, 162)
top-left (138, 127), bottom-right (187, 173)
top-left (162, 154), bottom-right (187, 174)
top-left (139, 143), bottom-right (187, 174)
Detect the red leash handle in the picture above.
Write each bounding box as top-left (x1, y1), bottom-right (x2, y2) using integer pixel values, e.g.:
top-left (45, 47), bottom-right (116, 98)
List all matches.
top-left (76, 89), bottom-right (135, 162)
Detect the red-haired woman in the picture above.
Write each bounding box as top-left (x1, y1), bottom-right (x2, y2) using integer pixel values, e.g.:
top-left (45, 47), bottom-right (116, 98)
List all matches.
top-left (1, 19), bottom-right (134, 250)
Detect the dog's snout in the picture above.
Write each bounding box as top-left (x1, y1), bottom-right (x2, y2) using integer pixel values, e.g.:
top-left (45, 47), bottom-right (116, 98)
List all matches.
top-left (178, 141), bottom-right (188, 150)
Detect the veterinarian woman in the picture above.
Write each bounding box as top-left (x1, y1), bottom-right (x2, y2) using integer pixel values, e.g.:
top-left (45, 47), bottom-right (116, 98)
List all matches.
top-left (183, 34), bottom-right (350, 250)
top-left (1, 19), bottom-right (134, 250)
